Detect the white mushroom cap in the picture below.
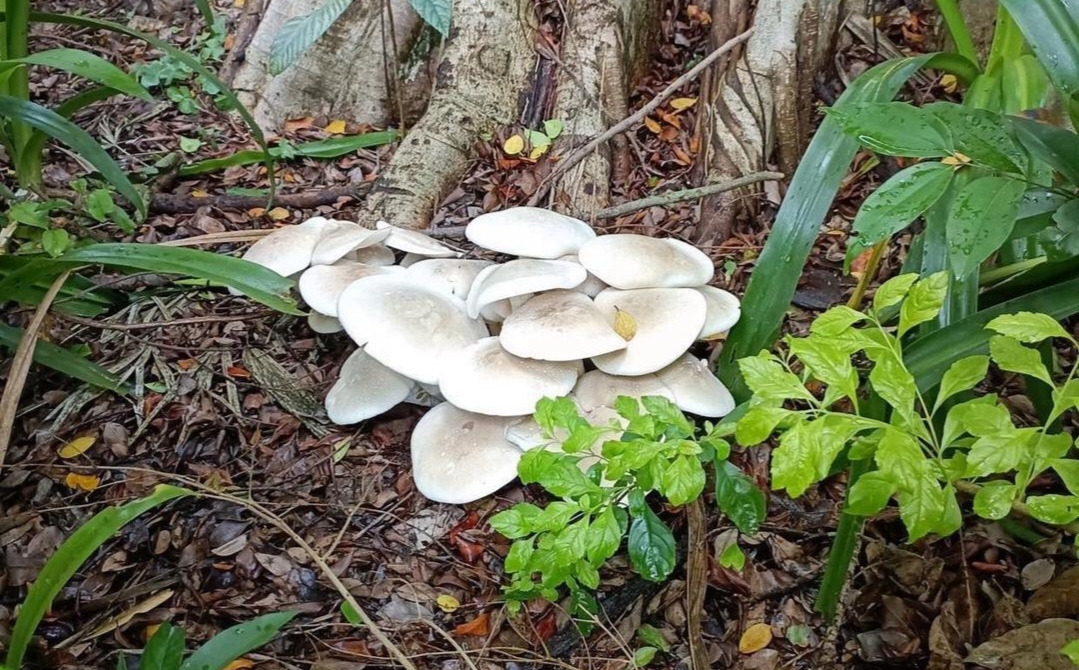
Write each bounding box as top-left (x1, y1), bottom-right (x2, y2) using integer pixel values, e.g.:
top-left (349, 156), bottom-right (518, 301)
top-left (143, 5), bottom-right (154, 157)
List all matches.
top-left (439, 337), bottom-right (579, 416)
top-left (298, 262), bottom-right (389, 316)
top-left (346, 244), bottom-right (396, 266)
top-left (337, 275), bottom-right (488, 384)
top-left (655, 354), bottom-right (735, 418)
top-left (577, 234), bottom-right (714, 289)
top-left (500, 290), bottom-right (627, 361)
top-left (573, 369), bottom-right (673, 411)
top-left (376, 221), bottom-right (459, 258)
top-left (695, 286), bottom-right (741, 339)
top-left (406, 258), bottom-right (493, 300)
top-left (591, 287), bottom-right (707, 375)
top-left (307, 312), bottom-right (344, 334)
top-left (559, 254), bottom-right (608, 297)
top-left (411, 402), bottom-right (523, 504)
top-left (465, 259), bottom-right (587, 319)
top-left (311, 221), bottom-right (392, 266)
top-left (238, 216), bottom-right (331, 279)
top-left (325, 348), bottom-right (414, 424)
top-left (465, 207), bottom-right (597, 259)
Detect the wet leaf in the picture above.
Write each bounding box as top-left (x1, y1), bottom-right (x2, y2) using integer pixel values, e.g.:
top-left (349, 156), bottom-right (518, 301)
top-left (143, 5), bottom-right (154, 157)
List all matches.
top-left (324, 119), bottom-right (347, 134)
top-left (739, 623), bottom-right (773, 653)
top-left (503, 134), bottom-right (524, 155)
top-left (58, 436), bottom-right (96, 459)
top-left (436, 594), bottom-right (460, 613)
top-left (64, 472), bottom-right (100, 491)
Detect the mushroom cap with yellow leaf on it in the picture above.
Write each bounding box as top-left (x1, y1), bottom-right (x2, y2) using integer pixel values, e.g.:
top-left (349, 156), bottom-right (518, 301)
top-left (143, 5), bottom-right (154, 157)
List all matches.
top-left (591, 287), bottom-right (707, 376)
top-left (466, 207), bottom-right (597, 259)
top-left (499, 290), bottom-right (627, 361)
top-left (577, 234), bottom-right (714, 289)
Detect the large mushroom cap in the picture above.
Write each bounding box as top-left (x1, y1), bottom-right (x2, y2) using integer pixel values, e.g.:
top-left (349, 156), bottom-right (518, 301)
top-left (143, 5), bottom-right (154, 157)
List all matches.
top-left (500, 290), bottom-right (627, 361)
top-left (577, 234), bottom-right (714, 289)
top-left (346, 244), bottom-right (396, 266)
top-left (325, 348), bottom-right (414, 424)
top-left (695, 285), bottom-right (741, 339)
top-left (591, 287), bottom-right (707, 375)
top-left (465, 259), bottom-right (587, 319)
top-left (311, 221), bottom-right (392, 266)
top-left (411, 403), bottom-right (523, 504)
top-left (439, 337), bottom-right (579, 416)
top-left (298, 262), bottom-right (389, 317)
top-left (337, 275), bottom-right (488, 384)
top-left (376, 221), bottom-right (459, 258)
top-left (239, 217), bottom-right (331, 278)
top-left (465, 207), bottom-right (597, 259)
top-left (655, 354), bottom-right (735, 418)
top-left (573, 369), bottom-right (673, 411)
top-left (406, 258), bottom-right (493, 300)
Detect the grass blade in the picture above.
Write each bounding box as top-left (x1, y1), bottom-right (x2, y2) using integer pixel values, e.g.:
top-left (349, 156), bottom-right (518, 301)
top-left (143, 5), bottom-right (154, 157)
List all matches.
top-left (180, 611), bottom-right (298, 670)
top-left (0, 48), bottom-right (151, 100)
top-left (2, 485), bottom-right (191, 670)
top-left (178, 131), bottom-right (397, 176)
top-left (0, 323), bottom-right (129, 393)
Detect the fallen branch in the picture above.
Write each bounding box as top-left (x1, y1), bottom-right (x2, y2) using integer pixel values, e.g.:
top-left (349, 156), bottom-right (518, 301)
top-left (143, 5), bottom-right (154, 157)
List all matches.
top-left (685, 499), bottom-right (709, 670)
top-left (218, 0), bottom-right (266, 85)
top-left (595, 171), bottom-right (783, 220)
top-left (150, 183), bottom-right (372, 214)
top-left (527, 28), bottom-right (754, 207)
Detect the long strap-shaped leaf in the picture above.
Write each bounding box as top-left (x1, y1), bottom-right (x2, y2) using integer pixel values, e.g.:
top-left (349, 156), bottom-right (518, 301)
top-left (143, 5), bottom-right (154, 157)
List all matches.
top-left (0, 323), bottom-right (129, 393)
top-left (717, 54), bottom-right (943, 400)
top-left (0, 94), bottom-right (146, 216)
top-left (998, 0), bottom-right (1079, 125)
top-left (0, 48), bottom-right (151, 100)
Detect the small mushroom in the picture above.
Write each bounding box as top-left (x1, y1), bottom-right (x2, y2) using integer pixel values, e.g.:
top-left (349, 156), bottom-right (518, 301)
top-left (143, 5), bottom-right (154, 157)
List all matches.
top-left (346, 244), bottom-right (396, 266)
top-left (239, 216), bottom-right (331, 278)
top-left (337, 275), bottom-right (488, 384)
top-left (577, 234), bottom-right (714, 289)
top-left (308, 312), bottom-right (344, 334)
top-left (655, 354), bottom-right (735, 418)
top-left (695, 285), bottom-right (741, 339)
top-left (298, 262), bottom-right (389, 316)
top-left (573, 369), bottom-right (673, 411)
top-left (377, 221), bottom-right (459, 258)
top-left (591, 287), bottom-right (707, 375)
top-left (465, 207), bottom-right (597, 259)
top-left (499, 290), bottom-right (627, 361)
top-left (406, 258), bottom-right (493, 300)
top-left (465, 259), bottom-right (587, 319)
top-left (311, 221), bottom-right (392, 266)
top-left (325, 348), bottom-right (414, 424)
top-left (439, 337), bottom-right (579, 416)
top-left (411, 402), bottom-right (523, 503)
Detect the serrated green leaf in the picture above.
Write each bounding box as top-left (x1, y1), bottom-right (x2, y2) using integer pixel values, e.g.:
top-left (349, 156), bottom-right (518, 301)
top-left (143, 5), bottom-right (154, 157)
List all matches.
top-left (987, 311), bottom-right (1073, 343)
top-left (772, 415), bottom-right (865, 496)
top-left (641, 395), bottom-right (694, 437)
top-left (40, 229), bottom-right (69, 257)
top-left (734, 405), bottom-right (790, 446)
top-left (941, 396), bottom-right (1007, 445)
top-left (990, 335), bottom-right (1053, 385)
top-left (966, 432), bottom-right (1027, 477)
top-left (845, 471), bottom-right (897, 516)
top-left (847, 162), bottom-right (954, 262)
top-left (898, 470), bottom-right (947, 541)
top-left (1026, 494), bottom-right (1079, 525)
top-left (634, 646), bottom-right (659, 667)
top-left (810, 305), bottom-right (867, 337)
top-left (738, 352), bottom-right (811, 402)
top-left (518, 450), bottom-right (600, 498)
top-left (934, 355), bottom-right (989, 412)
top-left (659, 456), bottom-right (706, 506)
top-left (534, 395), bottom-right (586, 435)
top-left (489, 503), bottom-right (544, 539)
top-left (788, 335), bottom-right (858, 401)
top-left (533, 501), bottom-right (579, 532)
top-left (875, 427), bottom-right (926, 484)
top-left (637, 624), bottom-right (670, 653)
top-left (899, 271), bottom-right (949, 336)
top-left (627, 506), bottom-right (676, 581)
top-left (550, 517), bottom-right (589, 566)
top-left (718, 541), bottom-right (746, 571)
top-left (714, 461), bottom-right (766, 534)
top-left (946, 176), bottom-right (1027, 278)
top-left (408, 0), bottom-right (452, 36)
top-left (586, 506), bottom-right (624, 564)
top-left (269, 0), bottom-right (352, 75)
top-left (868, 355), bottom-right (917, 420)
top-left (827, 102), bottom-right (953, 157)
top-left (504, 537), bottom-right (534, 572)
top-left (973, 481), bottom-right (1017, 520)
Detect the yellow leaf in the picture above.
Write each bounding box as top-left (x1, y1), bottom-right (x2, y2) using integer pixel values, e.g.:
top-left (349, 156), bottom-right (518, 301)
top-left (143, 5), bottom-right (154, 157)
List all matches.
top-left (191, 189), bottom-right (209, 198)
top-left (436, 594), bottom-right (460, 613)
top-left (739, 623), bottom-right (773, 653)
top-left (144, 623), bottom-right (161, 641)
top-left (223, 660), bottom-right (255, 670)
top-left (64, 472), bottom-right (101, 492)
top-left (58, 436), bottom-right (96, 459)
top-left (941, 152), bottom-right (971, 167)
top-left (267, 207), bottom-right (290, 221)
top-left (670, 97), bottom-right (698, 111)
top-left (613, 308), bottom-right (637, 341)
top-left (324, 119), bottom-right (347, 134)
top-left (503, 134), bottom-right (525, 155)
top-left (529, 145), bottom-right (549, 160)
top-left (940, 73), bottom-right (958, 93)
top-left (643, 117), bottom-right (662, 134)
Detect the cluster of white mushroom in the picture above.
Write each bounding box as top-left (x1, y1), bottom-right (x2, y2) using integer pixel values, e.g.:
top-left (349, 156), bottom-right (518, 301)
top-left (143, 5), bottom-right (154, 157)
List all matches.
top-left (239, 208), bottom-right (741, 504)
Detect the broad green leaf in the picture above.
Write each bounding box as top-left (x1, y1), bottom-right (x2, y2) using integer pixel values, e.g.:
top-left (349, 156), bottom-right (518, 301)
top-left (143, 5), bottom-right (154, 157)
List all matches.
top-left (60, 244), bottom-right (300, 314)
top-left (562, 425), bottom-right (607, 455)
top-left (898, 470), bottom-right (947, 542)
top-left (627, 506), bottom-right (676, 581)
top-left (941, 396), bottom-right (1005, 446)
top-left (734, 405), bottom-right (790, 446)
top-left (1025, 494), bottom-right (1079, 525)
top-left (534, 396), bottom-right (586, 436)
top-left (633, 646), bottom-right (659, 667)
top-left (41, 229), bottom-right (70, 257)
top-left (574, 560), bottom-right (600, 590)
top-left (946, 176), bottom-right (1027, 278)
top-left (1062, 639), bottom-right (1079, 665)
top-left (973, 481), bottom-right (1017, 520)
top-left (1053, 459), bottom-right (1079, 496)
top-left (1040, 199), bottom-right (1079, 262)
top-left (966, 432), bottom-right (1027, 477)
top-left (141, 621), bottom-right (185, 670)
top-left (847, 163), bottom-right (954, 262)
top-left (988, 311), bottom-right (1074, 344)
top-left (269, 0), bottom-right (352, 75)
top-left (0, 95), bottom-right (145, 217)
top-left (1011, 116), bottom-right (1079, 185)
top-left (936, 484), bottom-right (963, 537)
top-left (998, 0), bottom-right (1079, 125)
top-left (772, 415), bottom-right (864, 496)
top-left (637, 624), bottom-right (670, 653)
top-left (873, 273), bottom-right (919, 315)
top-left (1031, 433), bottom-right (1074, 475)
top-left (659, 456), bottom-right (705, 506)
top-left (85, 188), bottom-right (115, 222)
top-left (845, 471), bottom-right (896, 516)
top-left (641, 396), bottom-right (694, 437)
top-left (810, 305), bottom-right (866, 336)
top-left (518, 450), bottom-right (599, 498)
top-left (788, 335), bottom-right (858, 401)
top-left (934, 355), bottom-right (989, 411)
top-left (989, 335), bottom-right (1053, 385)
top-left (180, 611), bottom-right (297, 670)
top-left (504, 538), bottom-right (534, 572)
top-left (3, 486), bottom-right (190, 670)
top-left (714, 461), bottom-right (766, 534)
top-left (488, 503), bottom-right (544, 539)
top-left (0, 324), bottom-right (128, 394)
top-left (550, 518), bottom-right (588, 566)
top-left (718, 541), bottom-right (746, 571)
top-left (586, 506), bottom-right (625, 564)
top-left (1053, 380), bottom-right (1079, 422)
top-left (868, 355), bottom-right (917, 420)
top-left (409, 0), bottom-right (452, 35)
top-left (827, 102), bottom-right (953, 157)
top-left (0, 48), bottom-right (152, 100)
top-left (533, 501), bottom-right (579, 532)
top-left (874, 428), bottom-right (925, 483)
top-left (923, 102), bottom-right (1025, 173)
top-left (899, 272), bottom-right (949, 336)
top-left (1002, 55), bottom-right (1052, 115)
top-left (737, 352), bottom-right (810, 402)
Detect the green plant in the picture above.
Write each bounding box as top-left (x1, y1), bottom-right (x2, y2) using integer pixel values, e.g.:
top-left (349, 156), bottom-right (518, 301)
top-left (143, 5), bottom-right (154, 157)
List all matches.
top-left (488, 396), bottom-right (764, 619)
top-left (117, 612), bottom-right (296, 670)
top-left (731, 272), bottom-right (1079, 614)
top-left (133, 15), bottom-right (229, 114)
top-left (1063, 639), bottom-right (1079, 666)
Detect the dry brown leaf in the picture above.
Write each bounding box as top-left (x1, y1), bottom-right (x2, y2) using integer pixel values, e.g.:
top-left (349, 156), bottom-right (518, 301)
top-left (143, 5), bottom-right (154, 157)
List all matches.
top-left (453, 611), bottom-right (490, 636)
top-left (58, 436), bottom-right (96, 459)
top-left (739, 623), bottom-right (773, 653)
top-left (87, 589), bottom-right (175, 639)
top-left (436, 594), bottom-right (460, 613)
top-left (223, 660), bottom-right (256, 670)
top-left (644, 117), bottom-right (662, 134)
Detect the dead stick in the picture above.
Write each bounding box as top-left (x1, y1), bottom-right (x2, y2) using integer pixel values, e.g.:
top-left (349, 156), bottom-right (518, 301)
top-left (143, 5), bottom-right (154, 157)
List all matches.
top-left (218, 0), bottom-right (266, 84)
top-left (527, 28), bottom-right (754, 207)
top-left (63, 312), bottom-right (274, 332)
top-left (0, 271), bottom-right (71, 469)
top-left (685, 499), bottom-right (709, 670)
top-left (150, 184), bottom-right (372, 214)
top-left (595, 170), bottom-right (783, 220)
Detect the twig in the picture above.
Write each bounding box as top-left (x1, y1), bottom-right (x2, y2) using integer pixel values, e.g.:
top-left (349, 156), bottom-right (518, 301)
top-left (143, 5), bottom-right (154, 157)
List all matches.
top-left (685, 499), bottom-right (709, 670)
top-left (846, 241), bottom-right (887, 310)
top-left (595, 171), bottom-right (783, 220)
top-left (218, 0), bottom-right (266, 84)
top-left (150, 184), bottom-right (373, 214)
top-left (0, 271), bottom-right (72, 469)
top-left (527, 28), bottom-right (754, 207)
top-left (62, 312), bottom-right (274, 332)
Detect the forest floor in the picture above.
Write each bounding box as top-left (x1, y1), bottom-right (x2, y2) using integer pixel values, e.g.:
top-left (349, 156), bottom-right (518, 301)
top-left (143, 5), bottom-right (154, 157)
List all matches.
top-left (2, 1), bottom-right (1077, 669)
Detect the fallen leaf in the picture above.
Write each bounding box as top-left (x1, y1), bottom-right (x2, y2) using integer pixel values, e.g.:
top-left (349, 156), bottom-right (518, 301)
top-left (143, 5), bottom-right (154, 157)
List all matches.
top-left (644, 117), bottom-right (662, 134)
top-left (966, 618), bottom-right (1079, 670)
top-left (223, 661), bottom-right (255, 670)
top-left (191, 189), bottom-right (209, 198)
top-left (503, 134), bottom-right (525, 155)
top-left (267, 207), bottom-right (290, 221)
top-left (941, 73), bottom-right (958, 93)
top-left (529, 145), bottom-right (549, 160)
top-left (284, 116), bottom-right (314, 132)
top-left (87, 589), bottom-right (175, 639)
top-left (941, 152), bottom-right (971, 167)
top-left (1027, 566), bottom-right (1079, 620)
top-left (227, 366), bottom-right (252, 379)
top-left (332, 438), bottom-right (351, 463)
top-left (613, 308), bottom-right (637, 341)
top-left (739, 623), bottom-right (773, 653)
top-left (144, 623), bottom-right (161, 641)
top-left (324, 119), bottom-right (347, 134)
top-left (659, 126), bottom-right (680, 142)
top-left (247, 207), bottom-right (266, 217)
top-left (64, 473), bottom-right (100, 491)
top-left (453, 611), bottom-right (490, 636)
top-left (436, 594), bottom-right (460, 613)
top-left (671, 97), bottom-right (698, 111)
top-left (672, 146), bottom-right (693, 165)
top-left (58, 436), bottom-right (96, 459)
